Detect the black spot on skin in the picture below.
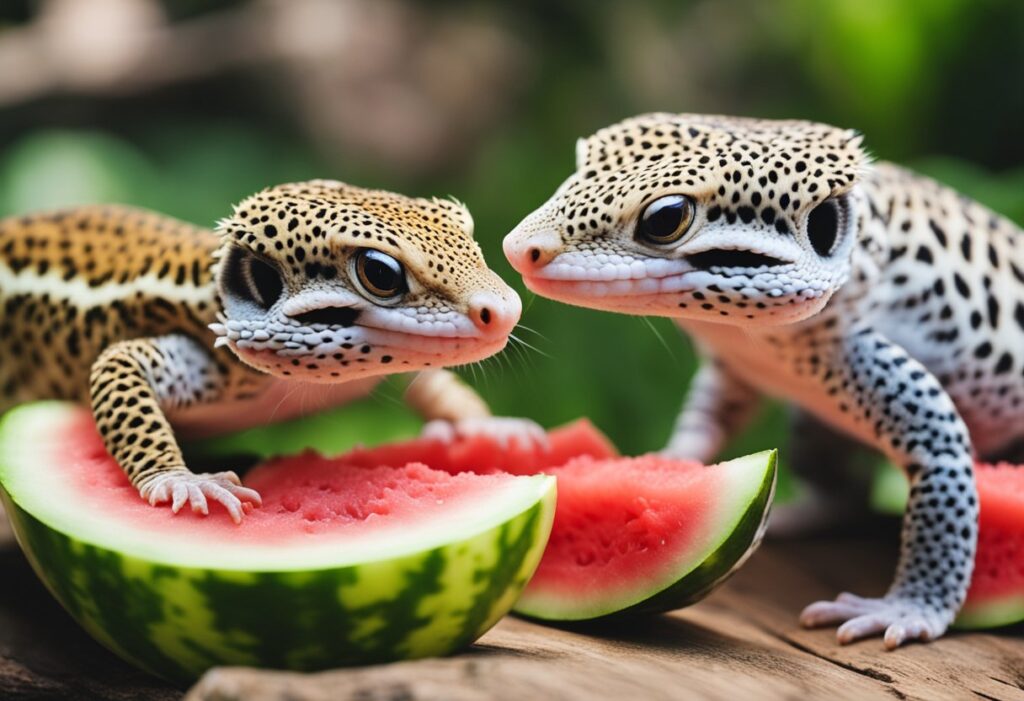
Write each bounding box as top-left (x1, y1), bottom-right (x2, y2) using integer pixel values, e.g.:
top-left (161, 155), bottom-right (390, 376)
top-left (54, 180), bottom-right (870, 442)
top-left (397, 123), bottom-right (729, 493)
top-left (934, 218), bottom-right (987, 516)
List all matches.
top-left (994, 352), bottom-right (1013, 375)
top-left (953, 273), bottom-right (970, 299)
top-left (915, 246), bottom-right (933, 264)
top-left (987, 295), bottom-right (1000, 328)
top-left (929, 220), bottom-right (947, 247)
top-left (974, 341), bottom-right (993, 359)
top-left (988, 243), bottom-right (1000, 268)
top-left (1011, 262), bottom-right (1024, 284)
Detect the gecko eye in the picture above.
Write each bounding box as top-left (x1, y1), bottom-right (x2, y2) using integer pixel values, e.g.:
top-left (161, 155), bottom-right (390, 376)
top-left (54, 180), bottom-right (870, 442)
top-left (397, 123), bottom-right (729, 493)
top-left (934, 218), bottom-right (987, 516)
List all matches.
top-left (637, 195), bottom-right (695, 246)
top-left (222, 247), bottom-right (283, 310)
top-left (806, 197), bottom-right (844, 257)
top-left (352, 249), bottom-right (407, 302)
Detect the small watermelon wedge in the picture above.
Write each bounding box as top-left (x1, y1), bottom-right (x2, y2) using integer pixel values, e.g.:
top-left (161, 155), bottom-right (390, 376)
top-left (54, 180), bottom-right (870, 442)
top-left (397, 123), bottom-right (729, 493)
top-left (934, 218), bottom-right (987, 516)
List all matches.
top-left (960, 462), bottom-right (1024, 628)
top-left (340, 420), bottom-right (778, 621)
top-left (872, 461), bottom-right (1024, 629)
top-left (0, 402), bottom-right (556, 683)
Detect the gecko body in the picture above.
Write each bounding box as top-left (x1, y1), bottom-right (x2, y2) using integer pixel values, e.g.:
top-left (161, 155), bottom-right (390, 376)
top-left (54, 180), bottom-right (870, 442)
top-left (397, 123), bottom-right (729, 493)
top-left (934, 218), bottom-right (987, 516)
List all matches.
top-left (504, 114), bottom-right (1020, 647)
top-left (1, 180), bottom-right (537, 521)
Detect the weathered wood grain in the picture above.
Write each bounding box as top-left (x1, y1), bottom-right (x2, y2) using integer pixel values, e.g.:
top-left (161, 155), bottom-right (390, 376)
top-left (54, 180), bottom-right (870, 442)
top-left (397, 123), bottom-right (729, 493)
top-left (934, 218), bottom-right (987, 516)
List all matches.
top-left (2, 518), bottom-right (1021, 701)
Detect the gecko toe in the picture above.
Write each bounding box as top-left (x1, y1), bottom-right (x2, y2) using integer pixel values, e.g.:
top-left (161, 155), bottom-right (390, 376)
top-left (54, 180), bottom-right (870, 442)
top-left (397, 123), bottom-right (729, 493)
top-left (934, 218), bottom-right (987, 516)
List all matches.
top-left (802, 593), bottom-right (951, 648)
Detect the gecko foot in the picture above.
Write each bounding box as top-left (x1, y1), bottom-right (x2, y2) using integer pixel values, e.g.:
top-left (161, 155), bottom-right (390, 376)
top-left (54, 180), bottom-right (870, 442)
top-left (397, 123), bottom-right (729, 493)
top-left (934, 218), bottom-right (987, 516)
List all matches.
top-left (422, 417), bottom-right (549, 451)
top-left (142, 471), bottom-right (263, 524)
top-left (800, 592), bottom-right (951, 649)
top-left (658, 430), bottom-right (719, 465)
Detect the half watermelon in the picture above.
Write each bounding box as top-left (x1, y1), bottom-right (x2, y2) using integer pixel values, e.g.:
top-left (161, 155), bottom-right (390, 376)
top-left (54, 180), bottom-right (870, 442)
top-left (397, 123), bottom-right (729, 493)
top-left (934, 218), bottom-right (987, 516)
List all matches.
top-left (338, 421), bottom-right (778, 621)
top-left (0, 402), bottom-right (556, 683)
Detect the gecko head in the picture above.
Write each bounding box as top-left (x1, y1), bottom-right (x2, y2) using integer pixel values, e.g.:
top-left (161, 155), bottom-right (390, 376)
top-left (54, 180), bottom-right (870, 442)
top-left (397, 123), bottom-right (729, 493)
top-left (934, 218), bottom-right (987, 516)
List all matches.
top-left (504, 113), bottom-right (870, 326)
top-left (212, 180), bottom-right (520, 382)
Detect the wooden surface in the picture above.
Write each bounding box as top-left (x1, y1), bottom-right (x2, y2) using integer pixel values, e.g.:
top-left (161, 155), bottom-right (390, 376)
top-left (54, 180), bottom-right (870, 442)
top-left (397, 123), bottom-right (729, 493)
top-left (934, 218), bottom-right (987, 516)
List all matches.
top-left (1, 517), bottom-right (1022, 701)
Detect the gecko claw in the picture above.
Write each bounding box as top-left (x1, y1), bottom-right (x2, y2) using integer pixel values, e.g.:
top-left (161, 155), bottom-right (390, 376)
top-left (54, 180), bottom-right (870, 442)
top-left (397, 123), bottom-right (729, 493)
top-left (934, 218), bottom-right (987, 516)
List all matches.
top-left (143, 471), bottom-right (262, 524)
top-left (800, 592), bottom-right (950, 648)
top-left (422, 417), bottom-right (549, 451)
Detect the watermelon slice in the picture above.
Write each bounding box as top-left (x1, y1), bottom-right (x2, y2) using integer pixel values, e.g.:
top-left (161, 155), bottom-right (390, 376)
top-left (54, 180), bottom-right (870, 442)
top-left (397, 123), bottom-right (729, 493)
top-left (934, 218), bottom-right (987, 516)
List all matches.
top-left (0, 402), bottom-right (556, 683)
top-left (339, 421), bottom-right (778, 621)
top-left (872, 461), bottom-right (1024, 629)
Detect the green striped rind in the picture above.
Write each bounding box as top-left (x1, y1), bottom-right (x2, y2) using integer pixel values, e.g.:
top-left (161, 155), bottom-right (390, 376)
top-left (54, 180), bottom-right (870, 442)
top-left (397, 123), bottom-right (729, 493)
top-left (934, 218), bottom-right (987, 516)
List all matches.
top-left (514, 450), bottom-right (776, 621)
top-left (0, 404), bottom-right (556, 684)
top-left (2, 487), bottom-right (554, 684)
top-left (955, 596), bottom-right (1024, 629)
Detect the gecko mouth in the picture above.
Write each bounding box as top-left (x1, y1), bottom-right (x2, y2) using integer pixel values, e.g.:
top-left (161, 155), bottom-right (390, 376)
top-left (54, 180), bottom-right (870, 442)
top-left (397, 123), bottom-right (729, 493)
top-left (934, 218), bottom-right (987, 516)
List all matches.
top-left (685, 249), bottom-right (789, 270)
top-left (225, 321), bottom-right (508, 364)
top-left (291, 306), bottom-right (360, 327)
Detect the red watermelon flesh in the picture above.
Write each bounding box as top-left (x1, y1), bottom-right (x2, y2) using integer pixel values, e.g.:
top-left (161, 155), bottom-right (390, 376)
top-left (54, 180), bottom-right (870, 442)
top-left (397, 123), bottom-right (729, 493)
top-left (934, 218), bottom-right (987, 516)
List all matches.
top-left (957, 462), bottom-right (1024, 628)
top-left (338, 421), bottom-right (777, 620)
top-left (342, 419), bottom-right (617, 475)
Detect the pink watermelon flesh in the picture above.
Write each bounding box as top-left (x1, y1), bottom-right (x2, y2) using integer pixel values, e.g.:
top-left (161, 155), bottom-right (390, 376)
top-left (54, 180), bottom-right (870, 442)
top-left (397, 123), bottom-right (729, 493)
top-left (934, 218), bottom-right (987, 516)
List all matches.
top-left (960, 462), bottom-right (1024, 625)
top-left (43, 411), bottom-right (543, 562)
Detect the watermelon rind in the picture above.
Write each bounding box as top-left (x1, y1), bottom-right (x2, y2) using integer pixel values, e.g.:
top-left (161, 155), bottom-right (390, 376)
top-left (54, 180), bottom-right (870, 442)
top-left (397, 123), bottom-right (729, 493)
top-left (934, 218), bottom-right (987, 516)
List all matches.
top-left (957, 595), bottom-right (1024, 629)
top-left (513, 449), bottom-right (777, 621)
top-left (0, 402), bottom-right (557, 683)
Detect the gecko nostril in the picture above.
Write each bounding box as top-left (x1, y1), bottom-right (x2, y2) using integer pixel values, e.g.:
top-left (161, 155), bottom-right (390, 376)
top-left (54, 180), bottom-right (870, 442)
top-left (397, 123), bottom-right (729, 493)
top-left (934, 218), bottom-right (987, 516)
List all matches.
top-left (530, 248), bottom-right (541, 263)
top-left (479, 307), bottom-right (492, 325)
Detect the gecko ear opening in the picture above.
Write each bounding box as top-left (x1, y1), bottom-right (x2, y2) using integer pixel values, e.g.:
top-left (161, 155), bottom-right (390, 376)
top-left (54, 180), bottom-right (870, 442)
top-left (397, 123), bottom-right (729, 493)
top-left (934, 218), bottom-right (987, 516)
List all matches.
top-left (806, 196), bottom-right (847, 258)
top-left (221, 246), bottom-right (284, 310)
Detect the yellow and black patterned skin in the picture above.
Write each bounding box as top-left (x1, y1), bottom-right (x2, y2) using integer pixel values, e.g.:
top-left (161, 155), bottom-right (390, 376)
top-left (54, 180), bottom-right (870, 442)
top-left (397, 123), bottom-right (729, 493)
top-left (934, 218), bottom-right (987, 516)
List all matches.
top-left (0, 181), bottom-right (536, 522)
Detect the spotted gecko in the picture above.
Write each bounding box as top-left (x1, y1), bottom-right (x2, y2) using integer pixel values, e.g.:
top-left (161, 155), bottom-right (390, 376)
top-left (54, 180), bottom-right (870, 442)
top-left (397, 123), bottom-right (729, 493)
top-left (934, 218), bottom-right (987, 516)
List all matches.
top-left (0, 180), bottom-right (542, 522)
top-left (503, 113), bottom-right (1021, 648)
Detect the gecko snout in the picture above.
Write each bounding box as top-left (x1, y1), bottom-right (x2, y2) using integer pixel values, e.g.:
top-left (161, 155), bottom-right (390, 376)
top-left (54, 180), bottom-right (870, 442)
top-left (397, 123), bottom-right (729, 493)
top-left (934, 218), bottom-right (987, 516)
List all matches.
top-left (503, 229), bottom-right (561, 273)
top-left (468, 290), bottom-right (521, 337)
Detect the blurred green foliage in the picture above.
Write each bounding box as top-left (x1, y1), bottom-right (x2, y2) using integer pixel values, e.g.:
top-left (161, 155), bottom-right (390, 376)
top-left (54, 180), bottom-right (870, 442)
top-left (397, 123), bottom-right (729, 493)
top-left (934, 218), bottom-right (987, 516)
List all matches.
top-left (0, 0), bottom-right (1021, 473)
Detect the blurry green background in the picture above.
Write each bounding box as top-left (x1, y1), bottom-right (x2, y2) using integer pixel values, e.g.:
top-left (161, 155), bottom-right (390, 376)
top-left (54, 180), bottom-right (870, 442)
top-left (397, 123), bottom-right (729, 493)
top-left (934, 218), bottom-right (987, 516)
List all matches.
top-left (1, 0), bottom-right (1022, 470)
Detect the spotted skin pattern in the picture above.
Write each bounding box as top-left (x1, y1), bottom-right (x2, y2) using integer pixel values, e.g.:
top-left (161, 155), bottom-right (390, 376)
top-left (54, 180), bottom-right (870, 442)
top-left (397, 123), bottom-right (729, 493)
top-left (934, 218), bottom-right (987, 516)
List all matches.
top-left (503, 113), bottom-right (1021, 647)
top-left (1, 182), bottom-right (528, 522)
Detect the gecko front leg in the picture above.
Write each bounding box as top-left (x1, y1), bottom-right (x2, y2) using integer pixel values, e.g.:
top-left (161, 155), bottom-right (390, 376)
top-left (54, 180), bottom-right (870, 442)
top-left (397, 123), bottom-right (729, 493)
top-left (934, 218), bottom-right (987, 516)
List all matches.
top-left (661, 357), bottom-right (760, 463)
top-left (409, 369), bottom-right (548, 450)
top-left (799, 327), bottom-right (978, 648)
top-left (90, 334), bottom-right (261, 523)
